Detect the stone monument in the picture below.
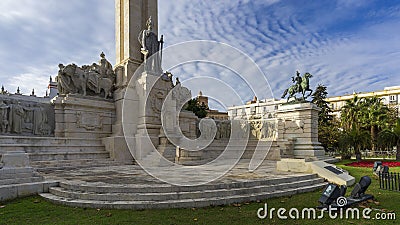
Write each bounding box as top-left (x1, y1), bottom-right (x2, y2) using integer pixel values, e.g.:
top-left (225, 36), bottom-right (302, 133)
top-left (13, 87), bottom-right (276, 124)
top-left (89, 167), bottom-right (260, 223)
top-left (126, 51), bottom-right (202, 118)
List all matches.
top-left (277, 71), bottom-right (324, 159)
top-left (53, 53), bottom-right (116, 139)
top-left (0, 96), bottom-right (54, 136)
top-left (281, 71), bottom-right (313, 103)
top-left (103, 0), bottom-right (159, 163)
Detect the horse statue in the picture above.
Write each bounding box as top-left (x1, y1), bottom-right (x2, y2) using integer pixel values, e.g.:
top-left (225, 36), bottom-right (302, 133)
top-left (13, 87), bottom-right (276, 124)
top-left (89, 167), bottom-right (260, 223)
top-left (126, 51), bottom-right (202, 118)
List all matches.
top-left (87, 75), bottom-right (114, 99)
top-left (281, 72), bottom-right (313, 102)
top-left (58, 64), bottom-right (88, 96)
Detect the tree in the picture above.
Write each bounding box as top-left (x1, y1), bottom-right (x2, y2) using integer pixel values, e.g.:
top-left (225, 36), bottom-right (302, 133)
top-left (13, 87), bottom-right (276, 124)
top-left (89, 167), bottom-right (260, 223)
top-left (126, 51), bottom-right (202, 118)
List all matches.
top-left (312, 84), bottom-right (333, 126)
top-left (311, 84), bottom-right (335, 151)
top-left (185, 98), bottom-right (208, 118)
top-left (359, 96), bottom-right (389, 151)
top-left (341, 96), bottom-right (363, 131)
top-left (340, 95), bottom-right (394, 159)
top-left (378, 118), bottom-right (400, 161)
top-left (339, 128), bottom-right (370, 160)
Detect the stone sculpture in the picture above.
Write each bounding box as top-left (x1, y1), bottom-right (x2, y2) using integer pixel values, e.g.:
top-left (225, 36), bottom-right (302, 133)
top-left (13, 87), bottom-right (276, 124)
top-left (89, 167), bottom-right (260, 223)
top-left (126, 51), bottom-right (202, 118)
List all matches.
top-left (0, 101), bottom-right (9, 133)
top-left (199, 119), bottom-right (215, 140)
top-left (281, 71), bottom-right (314, 102)
top-left (220, 120), bottom-right (231, 139)
top-left (0, 99), bottom-right (53, 136)
top-left (9, 102), bottom-right (24, 134)
top-left (138, 17), bottom-right (163, 74)
top-left (173, 82), bottom-right (192, 110)
top-left (56, 53), bottom-right (115, 99)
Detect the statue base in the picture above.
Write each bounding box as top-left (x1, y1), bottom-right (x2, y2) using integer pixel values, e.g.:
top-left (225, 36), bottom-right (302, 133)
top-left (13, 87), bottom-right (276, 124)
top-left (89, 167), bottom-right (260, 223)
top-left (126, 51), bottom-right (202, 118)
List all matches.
top-left (53, 95), bottom-right (115, 139)
top-left (276, 102), bottom-right (325, 160)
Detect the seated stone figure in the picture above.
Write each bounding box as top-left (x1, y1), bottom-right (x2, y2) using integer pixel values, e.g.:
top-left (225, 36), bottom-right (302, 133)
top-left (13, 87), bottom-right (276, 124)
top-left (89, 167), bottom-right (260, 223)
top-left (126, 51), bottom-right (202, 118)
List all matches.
top-left (56, 53), bottom-right (116, 99)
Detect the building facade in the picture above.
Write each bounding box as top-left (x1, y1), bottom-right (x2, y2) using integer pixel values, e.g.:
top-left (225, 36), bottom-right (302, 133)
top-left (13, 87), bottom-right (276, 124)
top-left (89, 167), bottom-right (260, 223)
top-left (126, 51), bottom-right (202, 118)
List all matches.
top-left (227, 97), bottom-right (283, 120)
top-left (325, 86), bottom-right (400, 118)
top-left (196, 91), bottom-right (229, 120)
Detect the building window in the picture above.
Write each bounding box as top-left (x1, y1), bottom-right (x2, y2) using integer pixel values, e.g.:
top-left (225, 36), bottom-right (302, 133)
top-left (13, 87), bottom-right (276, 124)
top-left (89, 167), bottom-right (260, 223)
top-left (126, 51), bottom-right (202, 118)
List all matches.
top-left (389, 95), bottom-right (397, 104)
top-left (250, 106), bottom-right (256, 114)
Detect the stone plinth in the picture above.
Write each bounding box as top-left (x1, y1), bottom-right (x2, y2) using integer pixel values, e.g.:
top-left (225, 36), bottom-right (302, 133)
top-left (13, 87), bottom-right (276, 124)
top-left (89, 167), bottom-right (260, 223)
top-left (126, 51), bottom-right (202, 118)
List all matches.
top-left (0, 151), bottom-right (58, 202)
top-left (133, 71), bottom-right (174, 159)
top-left (53, 95), bottom-right (115, 139)
top-left (277, 158), bottom-right (355, 186)
top-left (1, 151), bottom-right (31, 169)
top-left (276, 102), bottom-right (325, 159)
top-left (178, 110), bottom-right (197, 139)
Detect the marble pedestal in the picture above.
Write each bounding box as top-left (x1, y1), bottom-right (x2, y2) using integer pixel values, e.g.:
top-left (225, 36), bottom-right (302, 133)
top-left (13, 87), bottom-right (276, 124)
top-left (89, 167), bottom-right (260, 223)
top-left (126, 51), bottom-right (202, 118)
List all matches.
top-left (53, 95), bottom-right (115, 139)
top-left (276, 102), bottom-right (325, 159)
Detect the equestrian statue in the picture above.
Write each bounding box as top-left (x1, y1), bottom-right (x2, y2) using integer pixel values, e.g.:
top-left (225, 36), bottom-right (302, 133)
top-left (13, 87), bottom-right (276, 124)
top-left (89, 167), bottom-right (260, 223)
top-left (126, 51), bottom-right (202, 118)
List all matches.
top-left (281, 71), bottom-right (313, 102)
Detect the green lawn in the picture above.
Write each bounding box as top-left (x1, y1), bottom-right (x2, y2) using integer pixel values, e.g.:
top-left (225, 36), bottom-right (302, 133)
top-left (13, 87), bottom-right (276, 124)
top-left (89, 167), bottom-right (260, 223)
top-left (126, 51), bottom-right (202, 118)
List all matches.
top-left (0, 160), bottom-right (399, 225)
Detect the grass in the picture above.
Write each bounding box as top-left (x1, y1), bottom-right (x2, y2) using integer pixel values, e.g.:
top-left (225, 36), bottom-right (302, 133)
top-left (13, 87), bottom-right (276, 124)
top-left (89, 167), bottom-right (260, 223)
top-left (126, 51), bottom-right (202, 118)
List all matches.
top-left (0, 160), bottom-right (399, 225)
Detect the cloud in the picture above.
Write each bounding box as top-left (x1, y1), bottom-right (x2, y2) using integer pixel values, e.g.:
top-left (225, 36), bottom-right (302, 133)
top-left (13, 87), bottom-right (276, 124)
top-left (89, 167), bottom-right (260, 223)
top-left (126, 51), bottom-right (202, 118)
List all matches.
top-left (1, 0), bottom-right (400, 104)
top-left (159, 0), bottom-right (400, 101)
top-left (0, 0), bottom-right (114, 97)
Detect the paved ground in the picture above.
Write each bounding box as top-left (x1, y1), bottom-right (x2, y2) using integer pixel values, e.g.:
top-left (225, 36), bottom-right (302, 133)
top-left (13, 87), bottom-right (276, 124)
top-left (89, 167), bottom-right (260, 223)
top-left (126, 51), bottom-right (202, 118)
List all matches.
top-left (40, 159), bottom-right (305, 187)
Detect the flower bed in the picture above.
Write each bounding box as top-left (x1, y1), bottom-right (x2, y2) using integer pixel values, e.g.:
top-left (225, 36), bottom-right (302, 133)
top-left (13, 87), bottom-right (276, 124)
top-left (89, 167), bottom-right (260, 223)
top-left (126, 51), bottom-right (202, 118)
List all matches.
top-left (345, 161), bottom-right (400, 167)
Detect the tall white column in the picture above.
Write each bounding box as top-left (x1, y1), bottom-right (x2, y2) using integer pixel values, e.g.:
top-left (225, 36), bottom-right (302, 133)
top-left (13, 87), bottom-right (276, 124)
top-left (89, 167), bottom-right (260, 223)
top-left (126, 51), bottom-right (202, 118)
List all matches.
top-left (103, 0), bottom-right (158, 163)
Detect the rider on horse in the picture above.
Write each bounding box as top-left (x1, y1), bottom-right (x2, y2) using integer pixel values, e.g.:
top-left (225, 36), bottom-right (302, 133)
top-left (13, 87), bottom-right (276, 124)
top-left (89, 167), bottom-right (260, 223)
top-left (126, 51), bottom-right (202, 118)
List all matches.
top-left (291, 71), bottom-right (303, 93)
top-left (282, 71), bottom-right (313, 102)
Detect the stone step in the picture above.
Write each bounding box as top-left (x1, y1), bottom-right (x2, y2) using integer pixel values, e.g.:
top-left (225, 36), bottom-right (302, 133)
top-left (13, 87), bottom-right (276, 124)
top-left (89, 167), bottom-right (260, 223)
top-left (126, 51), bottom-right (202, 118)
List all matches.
top-left (203, 140), bottom-right (275, 147)
top-left (0, 136), bottom-right (102, 145)
top-left (57, 174), bottom-right (318, 194)
top-left (182, 145), bottom-right (278, 153)
top-left (40, 182), bottom-right (326, 209)
top-left (191, 145), bottom-right (274, 151)
top-left (179, 150), bottom-right (270, 160)
top-left (1, 181), bottom-right (58, 202)
top-left (31, 158), bottom-right (117, 166)
top-left (28, 152), bottom-right (110, 161)
top-left (49, 178), bottom-right (323, 202)
top-left (0, 176), bottom-right (44, 185)
top-left (0, 170), bottom-right (37, 180)
top-left (0, 145), bottom-right (106, 153)
top-left (31, 159), bottom-right (122, 172)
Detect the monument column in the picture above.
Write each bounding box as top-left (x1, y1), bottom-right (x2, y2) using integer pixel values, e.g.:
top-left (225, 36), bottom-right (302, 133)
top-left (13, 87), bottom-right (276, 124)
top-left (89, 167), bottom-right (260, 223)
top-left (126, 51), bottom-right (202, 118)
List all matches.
top-left (114, 0), bottom-right (158, 135)
top-left (115, 0), bottom-right (158, 80)
top-left (103, 0), bottom-right (158, 163)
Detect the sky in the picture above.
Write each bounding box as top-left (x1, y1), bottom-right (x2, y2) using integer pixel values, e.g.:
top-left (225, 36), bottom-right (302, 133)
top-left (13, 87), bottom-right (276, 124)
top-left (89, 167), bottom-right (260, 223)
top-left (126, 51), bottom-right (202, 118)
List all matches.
top-left (0, 0), bottom-right (400, 107)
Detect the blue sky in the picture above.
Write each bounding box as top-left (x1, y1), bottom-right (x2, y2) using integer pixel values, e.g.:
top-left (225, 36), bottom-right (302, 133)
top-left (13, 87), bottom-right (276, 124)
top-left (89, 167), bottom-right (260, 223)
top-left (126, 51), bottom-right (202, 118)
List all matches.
top-left (1, 0), bottom-right (400, 104)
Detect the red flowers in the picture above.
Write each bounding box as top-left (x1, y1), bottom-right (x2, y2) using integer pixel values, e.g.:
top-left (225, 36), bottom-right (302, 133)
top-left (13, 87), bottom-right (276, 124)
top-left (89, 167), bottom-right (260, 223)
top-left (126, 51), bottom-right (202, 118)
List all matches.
top-left (345, 161), bottom-right (400, 167)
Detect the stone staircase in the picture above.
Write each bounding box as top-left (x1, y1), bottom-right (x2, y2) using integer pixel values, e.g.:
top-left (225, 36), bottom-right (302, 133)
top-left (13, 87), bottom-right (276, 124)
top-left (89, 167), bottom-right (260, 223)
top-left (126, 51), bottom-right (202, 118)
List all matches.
top-left (177, 139), bottom-right (281, 165)
top-left (40, 173), bottom-right (326, 209)
top-left (0, 136), bottom-right (129, 172)
top-left (0, 151), bottom-right (59, 201)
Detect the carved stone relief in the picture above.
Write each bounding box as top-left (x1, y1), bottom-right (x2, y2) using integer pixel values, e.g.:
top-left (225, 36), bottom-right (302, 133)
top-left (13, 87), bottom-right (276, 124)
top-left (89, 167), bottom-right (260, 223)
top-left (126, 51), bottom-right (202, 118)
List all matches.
top-left (0, 98), bottom-right (54, 136)
top-left (75, 112), bottom-right (103, 131)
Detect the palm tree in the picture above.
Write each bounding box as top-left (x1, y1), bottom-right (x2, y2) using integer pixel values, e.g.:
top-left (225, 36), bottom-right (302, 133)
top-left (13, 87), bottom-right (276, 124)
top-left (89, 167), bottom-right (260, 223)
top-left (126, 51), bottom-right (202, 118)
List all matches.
top-left (341, 96), bottom-right (363, 131)
top-left (378, 118), bottom-right (400, 161)
top-left (359, 96), bottom-right (389, 151)
top-left (340, 127), bottom-right (370, 160)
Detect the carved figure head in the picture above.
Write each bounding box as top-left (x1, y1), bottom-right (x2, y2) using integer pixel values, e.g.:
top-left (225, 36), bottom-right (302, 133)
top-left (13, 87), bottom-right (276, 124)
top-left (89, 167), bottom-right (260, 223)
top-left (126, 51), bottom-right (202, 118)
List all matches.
top-left (146, 16), bottom-right (153, 30)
